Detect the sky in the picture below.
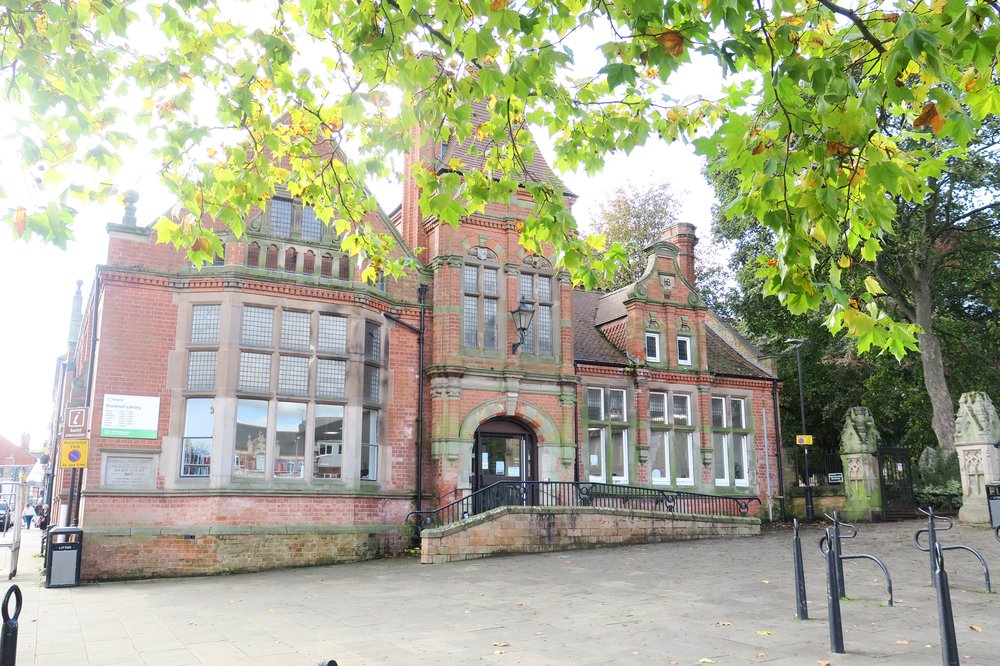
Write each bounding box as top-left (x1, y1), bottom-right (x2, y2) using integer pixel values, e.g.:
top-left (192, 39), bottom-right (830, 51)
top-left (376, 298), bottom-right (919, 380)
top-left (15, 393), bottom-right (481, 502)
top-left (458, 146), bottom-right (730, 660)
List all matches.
top-left (0, 24), bottom-right (726, 451)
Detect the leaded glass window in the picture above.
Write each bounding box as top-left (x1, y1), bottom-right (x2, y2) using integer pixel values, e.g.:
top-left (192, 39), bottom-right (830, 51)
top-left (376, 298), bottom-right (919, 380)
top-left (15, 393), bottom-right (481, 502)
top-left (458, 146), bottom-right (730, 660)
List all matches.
top-left (191, 305), bottom-right (221, 344)
top-left (462, 248), bottom-right (499, 350)
top-left (270, 199), bottom-right (292, 236)
top-left (318, 315), bottom-right (347, 354)
top-left (316, 359), bottom-right (346, 398)
top-left (277, 356), bottom-right (309, 396)
top-left (241, 307), bottom-right (273, 347)
top-left (187, 351), bottom-right (217, 391)
top-left (239, 352), bottom-right (271, 393)
top-left (281, 311), bottom-right (310, 351)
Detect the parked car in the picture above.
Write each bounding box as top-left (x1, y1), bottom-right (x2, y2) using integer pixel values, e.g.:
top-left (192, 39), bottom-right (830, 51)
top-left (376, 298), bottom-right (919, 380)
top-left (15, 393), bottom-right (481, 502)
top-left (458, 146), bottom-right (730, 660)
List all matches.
top-left (0, 503), bottom-right (10, 532)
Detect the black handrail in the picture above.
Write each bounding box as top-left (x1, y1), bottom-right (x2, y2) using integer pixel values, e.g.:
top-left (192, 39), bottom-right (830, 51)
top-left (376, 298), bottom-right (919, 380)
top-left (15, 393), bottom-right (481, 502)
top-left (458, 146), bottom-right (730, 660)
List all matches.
top-left (407, 480), bottom-right (761, 532)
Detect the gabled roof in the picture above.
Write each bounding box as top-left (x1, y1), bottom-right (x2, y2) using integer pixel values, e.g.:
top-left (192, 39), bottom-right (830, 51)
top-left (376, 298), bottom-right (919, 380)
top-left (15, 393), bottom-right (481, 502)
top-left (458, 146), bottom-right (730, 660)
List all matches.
top-left (438, 99), bottom-right (572, 195)
top-left (572, 290), bottom-right (628, 364)
top-left (0, 435), bottom-right (38, 467)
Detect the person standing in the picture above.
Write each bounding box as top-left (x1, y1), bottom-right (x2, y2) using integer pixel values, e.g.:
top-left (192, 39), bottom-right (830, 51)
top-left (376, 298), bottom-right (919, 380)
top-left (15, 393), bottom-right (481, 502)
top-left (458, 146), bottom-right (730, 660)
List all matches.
top-left (22, 503), bottom-right (35, 530)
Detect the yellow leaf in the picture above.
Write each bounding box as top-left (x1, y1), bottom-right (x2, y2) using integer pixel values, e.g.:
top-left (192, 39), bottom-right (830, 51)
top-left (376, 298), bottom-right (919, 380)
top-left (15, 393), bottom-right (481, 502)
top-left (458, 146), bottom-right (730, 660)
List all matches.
top-left (492, 641), bottom-right (510, 647)
top-left (931, 0), bottom-right (946, 13)
top-left (698, 660), bottom-right (715, 664)
top-left (761, 580), bottom-right (771, 584)
top-left (895, 640), bottom-right (909, 645)
top-left (969, 625), bottom-right (983, 633)
top-left (489, 0), bottom-right (508, 9)
top-left (754, 630), bottom-right (774, 636)
top-left (864, 276), bottom-right (885, 295)
top-left (837, 255), bottom-right (851, 268)
top-left (13, 207), bottom-right (26, 236)
top-left (757, 652), bottom-right (767, 657)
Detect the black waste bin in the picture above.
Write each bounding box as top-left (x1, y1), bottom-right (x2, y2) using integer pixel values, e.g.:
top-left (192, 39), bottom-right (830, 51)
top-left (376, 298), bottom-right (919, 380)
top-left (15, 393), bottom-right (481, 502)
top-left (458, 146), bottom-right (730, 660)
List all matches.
top-left (44, 527), bottom-right (83, 588)
top-left (988, 483), bottom-right (1000, 529)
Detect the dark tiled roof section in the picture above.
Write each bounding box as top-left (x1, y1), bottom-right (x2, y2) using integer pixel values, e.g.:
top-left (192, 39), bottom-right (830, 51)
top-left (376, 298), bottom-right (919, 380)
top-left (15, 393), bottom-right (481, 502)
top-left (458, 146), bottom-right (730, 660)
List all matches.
top-left (439, 99), bottom-right (571, 194)
top-left (594, 287), bottom-right (628, 326)
top-left (706, 328), bottom-right (772, 379)
top-left (572, 290), bottom-right (627, 365)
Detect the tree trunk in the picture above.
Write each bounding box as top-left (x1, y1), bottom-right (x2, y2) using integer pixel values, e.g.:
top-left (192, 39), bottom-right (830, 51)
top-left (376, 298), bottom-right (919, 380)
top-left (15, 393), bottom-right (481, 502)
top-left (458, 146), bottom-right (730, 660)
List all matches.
top-left (912, 281), bottom-right (956, 453)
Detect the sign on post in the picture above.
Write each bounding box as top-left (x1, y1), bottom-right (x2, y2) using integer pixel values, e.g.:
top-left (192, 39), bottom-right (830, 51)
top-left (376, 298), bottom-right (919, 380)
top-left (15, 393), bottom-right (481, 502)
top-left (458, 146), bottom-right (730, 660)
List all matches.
top-left (61, 439), bottom-right (89, 469)
top-left (796, 434), bottom-right (813, 446)
top-left (63, 407), bottom-right (88, 438)
top-left (100, 395), bottom-right (160, 439)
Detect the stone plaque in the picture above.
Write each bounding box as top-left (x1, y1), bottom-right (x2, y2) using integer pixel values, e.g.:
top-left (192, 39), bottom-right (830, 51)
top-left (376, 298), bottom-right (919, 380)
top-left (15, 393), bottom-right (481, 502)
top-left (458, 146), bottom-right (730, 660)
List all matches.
top-left (102, 454), bottom-right (157, 488)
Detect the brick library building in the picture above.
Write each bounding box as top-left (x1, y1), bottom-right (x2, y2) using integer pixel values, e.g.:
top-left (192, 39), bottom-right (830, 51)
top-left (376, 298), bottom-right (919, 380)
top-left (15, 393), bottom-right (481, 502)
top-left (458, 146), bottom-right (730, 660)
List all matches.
top-left (47, 129), bottom-right (781, 581)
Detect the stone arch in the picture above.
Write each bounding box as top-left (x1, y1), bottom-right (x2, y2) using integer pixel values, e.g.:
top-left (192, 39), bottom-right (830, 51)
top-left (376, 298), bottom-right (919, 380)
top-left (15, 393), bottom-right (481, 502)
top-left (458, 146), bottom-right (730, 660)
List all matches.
top-left (459, 396), bottom-right (560, 445)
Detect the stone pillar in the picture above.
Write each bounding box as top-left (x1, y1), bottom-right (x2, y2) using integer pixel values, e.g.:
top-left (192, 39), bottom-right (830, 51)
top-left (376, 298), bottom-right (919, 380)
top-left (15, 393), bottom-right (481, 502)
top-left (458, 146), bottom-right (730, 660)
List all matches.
top-left (839, 407), bottom-right (882, 522)
top-left (955, 392), bottom-right (1000, 525)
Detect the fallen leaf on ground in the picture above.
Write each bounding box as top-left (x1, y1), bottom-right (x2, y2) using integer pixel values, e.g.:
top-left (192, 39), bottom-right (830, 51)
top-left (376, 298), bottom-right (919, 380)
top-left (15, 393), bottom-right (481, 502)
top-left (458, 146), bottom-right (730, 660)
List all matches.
top-left (698, 660), bottom-right (715, 665)
top-left (895, 640), bottom-right (909, 645)
top-left (715, 621), bottom-right (733, 627)
top-left (757, 652), bottom-right (767, 657)
top-left (818, 661), bottom-right (830, 666)
top-left (493, 641), bottom-right (511, 647)
top-left (754, 630), bottom-right (774, 636)
top-left (761, 580), bottom-right (771, 584)
top-left (969, 625), bottom-right (983, 633)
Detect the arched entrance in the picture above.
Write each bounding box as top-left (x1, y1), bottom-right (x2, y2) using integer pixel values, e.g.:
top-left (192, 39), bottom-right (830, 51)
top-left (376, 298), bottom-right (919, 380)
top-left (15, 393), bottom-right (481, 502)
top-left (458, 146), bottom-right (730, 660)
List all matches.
top-left (472, 417), bottom-right (536, 492)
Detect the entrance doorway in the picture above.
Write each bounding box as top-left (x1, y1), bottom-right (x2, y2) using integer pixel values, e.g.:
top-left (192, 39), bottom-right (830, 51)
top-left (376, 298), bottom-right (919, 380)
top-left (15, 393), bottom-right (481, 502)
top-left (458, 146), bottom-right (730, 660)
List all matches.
top-left (472, 418), bottom-right (535, 492)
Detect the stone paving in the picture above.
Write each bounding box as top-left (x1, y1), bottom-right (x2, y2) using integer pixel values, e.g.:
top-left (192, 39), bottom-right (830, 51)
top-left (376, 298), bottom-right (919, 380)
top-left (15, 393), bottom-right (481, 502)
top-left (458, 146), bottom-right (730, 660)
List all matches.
top-left (6, 518), bottom-right (1000, 665)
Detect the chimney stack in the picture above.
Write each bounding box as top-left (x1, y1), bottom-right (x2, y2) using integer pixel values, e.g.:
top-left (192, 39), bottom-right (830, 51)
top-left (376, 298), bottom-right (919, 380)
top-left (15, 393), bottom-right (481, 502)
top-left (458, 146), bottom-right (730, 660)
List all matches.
top-left (663, 223), bottom-right (698, 286)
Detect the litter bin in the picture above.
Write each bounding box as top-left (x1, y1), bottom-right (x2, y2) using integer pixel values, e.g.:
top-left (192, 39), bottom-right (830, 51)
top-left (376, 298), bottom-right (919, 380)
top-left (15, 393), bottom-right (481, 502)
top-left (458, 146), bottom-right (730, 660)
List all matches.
top-left (988, 483), bottom-right (1000, 529)
top-left (44, 527), bottom-right (83, 588)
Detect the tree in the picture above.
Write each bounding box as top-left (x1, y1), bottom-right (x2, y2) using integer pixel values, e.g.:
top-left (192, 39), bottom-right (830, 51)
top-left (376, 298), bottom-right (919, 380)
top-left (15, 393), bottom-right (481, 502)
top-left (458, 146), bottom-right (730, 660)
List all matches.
top-left (707, 121), bottom-right (1000, 453)
top-left (3, 1), bottom-right (998, 356)
top-left (591, 181), bottom-right (681, 290)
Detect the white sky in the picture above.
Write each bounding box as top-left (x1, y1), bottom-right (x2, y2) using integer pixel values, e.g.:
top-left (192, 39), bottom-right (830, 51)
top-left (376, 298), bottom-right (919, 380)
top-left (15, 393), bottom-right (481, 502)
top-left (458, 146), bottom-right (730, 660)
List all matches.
top-left (0, 25), bottom-right (726, 450)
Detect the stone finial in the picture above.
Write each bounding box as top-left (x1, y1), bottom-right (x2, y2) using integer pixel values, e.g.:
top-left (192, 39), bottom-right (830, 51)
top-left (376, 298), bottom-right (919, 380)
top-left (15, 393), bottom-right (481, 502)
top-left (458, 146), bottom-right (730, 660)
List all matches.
top-left (839, 406), bottom-right (880, 455)
top-left (954, 392), bottom-right (1000, 446)
top-left (122, 190), bottom-right (140, 226)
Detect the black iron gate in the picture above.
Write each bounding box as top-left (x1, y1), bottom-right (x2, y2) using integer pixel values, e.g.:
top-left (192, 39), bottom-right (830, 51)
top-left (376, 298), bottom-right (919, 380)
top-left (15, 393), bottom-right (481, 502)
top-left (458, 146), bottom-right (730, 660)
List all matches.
top-left (876, 447), bottom-right (916, 521)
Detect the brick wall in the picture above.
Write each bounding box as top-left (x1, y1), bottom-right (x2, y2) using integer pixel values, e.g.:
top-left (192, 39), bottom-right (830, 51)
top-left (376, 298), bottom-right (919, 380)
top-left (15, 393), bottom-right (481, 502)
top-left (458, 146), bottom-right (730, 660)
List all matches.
top-left (420, 506), bottom-right (760, 564)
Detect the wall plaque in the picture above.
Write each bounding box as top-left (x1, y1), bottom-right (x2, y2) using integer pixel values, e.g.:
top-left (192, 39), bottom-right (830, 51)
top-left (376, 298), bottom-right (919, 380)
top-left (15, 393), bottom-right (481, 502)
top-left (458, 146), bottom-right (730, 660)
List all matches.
top-left (102, 454), bottom-right (157, 488)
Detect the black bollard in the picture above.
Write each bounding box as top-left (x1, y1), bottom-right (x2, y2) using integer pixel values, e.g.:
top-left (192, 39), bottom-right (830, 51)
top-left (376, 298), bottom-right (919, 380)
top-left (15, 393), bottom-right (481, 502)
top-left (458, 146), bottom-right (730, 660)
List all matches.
top-left (933, 544), bottom-right (959, 666)
top-left (926, 507), bottom-right (939, 588)
top-left (792, 519), bottom-right (808, 620)
top-left (316, 661), bottom-right (339, 666)
top-left (832, 511), bottom-right (846, 598)
top-left (825, 527), bottom-right (845, 654)
top-left (0, 585), bottom-right (21, 666)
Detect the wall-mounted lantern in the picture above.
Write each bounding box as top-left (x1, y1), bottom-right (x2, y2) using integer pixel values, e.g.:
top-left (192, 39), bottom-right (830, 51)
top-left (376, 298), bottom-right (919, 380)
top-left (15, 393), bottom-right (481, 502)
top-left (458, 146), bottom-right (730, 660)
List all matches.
top-left (510, 302), bottom-right (535, 354)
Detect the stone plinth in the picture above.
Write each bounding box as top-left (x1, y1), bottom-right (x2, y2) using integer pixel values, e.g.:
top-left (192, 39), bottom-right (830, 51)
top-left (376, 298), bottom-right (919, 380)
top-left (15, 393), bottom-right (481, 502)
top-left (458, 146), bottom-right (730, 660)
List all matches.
top-left (839, 406), bottom-right (882, 522)
top-left (954, 392), bottom-right (1000, 525)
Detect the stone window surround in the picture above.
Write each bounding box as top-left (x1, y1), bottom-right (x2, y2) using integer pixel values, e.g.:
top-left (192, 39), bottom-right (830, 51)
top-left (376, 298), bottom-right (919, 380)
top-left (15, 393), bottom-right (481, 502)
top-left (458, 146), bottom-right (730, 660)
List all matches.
top-left (584, 384), bottom-right (631, 485)
top-left (168, 292), bottom-right (388, 492)
top-left (647, 388), bottom-right (696, 487)
top-left (645, 332), bottom-right (661, 364)
top-left (710, 390), bottom-right (755, 489)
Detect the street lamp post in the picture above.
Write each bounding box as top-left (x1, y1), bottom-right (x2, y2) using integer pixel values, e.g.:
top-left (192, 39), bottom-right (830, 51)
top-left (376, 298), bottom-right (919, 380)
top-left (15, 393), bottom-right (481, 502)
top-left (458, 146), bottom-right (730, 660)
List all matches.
top-left (786, 338), bottom-right (815, 521)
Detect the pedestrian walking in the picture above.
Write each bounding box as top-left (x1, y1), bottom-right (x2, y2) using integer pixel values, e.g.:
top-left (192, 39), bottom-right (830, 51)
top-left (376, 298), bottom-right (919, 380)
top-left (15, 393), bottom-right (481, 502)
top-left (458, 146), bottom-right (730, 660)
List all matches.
top-left (22, 503), bottom-right (35, 530)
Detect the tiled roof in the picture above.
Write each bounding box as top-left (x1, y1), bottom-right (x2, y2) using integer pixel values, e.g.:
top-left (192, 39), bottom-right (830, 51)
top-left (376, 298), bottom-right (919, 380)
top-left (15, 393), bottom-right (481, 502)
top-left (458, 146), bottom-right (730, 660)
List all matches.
top-left (0, 435), bottom-right (38, 467)
top-left (705, 328), bottom-right (772, 379)
top-left (438, 99), bottom-right (571, 194)
top-left (572, 290), bottom-right (627, 365)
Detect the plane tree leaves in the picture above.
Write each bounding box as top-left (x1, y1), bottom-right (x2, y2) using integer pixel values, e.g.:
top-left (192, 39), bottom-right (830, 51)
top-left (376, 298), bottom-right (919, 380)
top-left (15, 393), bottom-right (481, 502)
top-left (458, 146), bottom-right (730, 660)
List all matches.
top-left (2, 0), bottom-right (998, 353)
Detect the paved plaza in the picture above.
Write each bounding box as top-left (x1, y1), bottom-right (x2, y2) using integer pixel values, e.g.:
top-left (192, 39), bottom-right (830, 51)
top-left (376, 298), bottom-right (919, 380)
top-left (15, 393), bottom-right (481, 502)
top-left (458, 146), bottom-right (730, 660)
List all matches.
top-left (7, 519), bottom-right (1000, 665)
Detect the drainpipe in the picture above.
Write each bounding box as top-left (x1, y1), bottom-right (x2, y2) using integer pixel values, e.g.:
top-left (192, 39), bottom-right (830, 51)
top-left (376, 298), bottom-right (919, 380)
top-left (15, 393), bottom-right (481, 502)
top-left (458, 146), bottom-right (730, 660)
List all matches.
top-left (75, 273), bottom-right (101, 527)
top-left (386, 283), bottom-right (427, 512)
top-left (771, 377), bottom-right (786, 521)
top-left (45, 358), bottom-right (67, 508)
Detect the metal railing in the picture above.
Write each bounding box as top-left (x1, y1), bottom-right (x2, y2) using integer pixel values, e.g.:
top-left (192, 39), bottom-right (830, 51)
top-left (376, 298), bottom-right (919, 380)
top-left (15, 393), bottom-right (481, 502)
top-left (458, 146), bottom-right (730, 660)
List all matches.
top-left (407, 480), bottom-right (760, 531)
top-left (789, 449), bottom-right (843, 484)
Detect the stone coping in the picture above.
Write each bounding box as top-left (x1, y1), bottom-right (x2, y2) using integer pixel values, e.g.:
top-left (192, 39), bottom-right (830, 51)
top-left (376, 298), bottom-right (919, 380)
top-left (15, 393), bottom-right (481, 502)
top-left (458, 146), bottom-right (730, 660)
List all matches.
top-left (420, 505), bottom-right (759, 539)
top-left (81, 524), bottom-right (412, 537)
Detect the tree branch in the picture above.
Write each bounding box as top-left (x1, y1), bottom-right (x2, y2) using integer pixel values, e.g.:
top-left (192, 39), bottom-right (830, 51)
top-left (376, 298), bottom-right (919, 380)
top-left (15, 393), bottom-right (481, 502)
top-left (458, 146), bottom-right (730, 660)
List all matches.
top-left (815, 0), bottom-right (886, 54)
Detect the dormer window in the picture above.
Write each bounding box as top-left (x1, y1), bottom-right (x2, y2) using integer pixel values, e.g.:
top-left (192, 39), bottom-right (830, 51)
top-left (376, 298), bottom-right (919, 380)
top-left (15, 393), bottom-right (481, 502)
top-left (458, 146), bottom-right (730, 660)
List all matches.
top-left (677, 335), bottom-right (692, 366)
top-left (645, 333), bottom-right (660, 363)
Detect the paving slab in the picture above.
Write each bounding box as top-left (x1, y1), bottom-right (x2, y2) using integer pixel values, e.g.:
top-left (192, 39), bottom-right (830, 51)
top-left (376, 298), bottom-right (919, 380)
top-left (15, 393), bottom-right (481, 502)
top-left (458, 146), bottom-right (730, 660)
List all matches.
top-left (6, 519), bottom-right (1000, 664)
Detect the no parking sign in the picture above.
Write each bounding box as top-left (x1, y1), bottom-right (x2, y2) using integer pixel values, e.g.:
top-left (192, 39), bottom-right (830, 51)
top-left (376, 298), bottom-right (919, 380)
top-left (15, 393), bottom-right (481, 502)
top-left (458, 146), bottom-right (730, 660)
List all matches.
top-left (61, 439), bottom-right (89, 469)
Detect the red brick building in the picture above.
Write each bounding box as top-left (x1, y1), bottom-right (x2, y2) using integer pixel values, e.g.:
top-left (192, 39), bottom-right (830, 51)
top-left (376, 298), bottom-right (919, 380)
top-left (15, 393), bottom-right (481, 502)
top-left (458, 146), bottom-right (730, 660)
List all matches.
top-left (48, 133), bottom-right (780, 581)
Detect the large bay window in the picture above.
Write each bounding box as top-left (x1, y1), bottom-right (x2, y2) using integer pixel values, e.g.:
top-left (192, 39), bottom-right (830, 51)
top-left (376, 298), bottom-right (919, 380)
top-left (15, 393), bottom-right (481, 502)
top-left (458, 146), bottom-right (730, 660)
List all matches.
top-left (648, 391), bottom-right (695, 486)
top-left (181, 302), bottom-right (384, 485)
top-left (585, 386), bottom-right (630, 484)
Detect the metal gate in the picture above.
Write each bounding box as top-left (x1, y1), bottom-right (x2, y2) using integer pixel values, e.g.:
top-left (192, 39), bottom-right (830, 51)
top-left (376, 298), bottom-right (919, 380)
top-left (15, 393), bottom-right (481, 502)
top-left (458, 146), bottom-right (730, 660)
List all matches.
top-left (876, 447), bottom-right (916, 521)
